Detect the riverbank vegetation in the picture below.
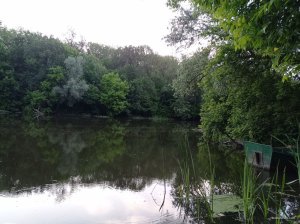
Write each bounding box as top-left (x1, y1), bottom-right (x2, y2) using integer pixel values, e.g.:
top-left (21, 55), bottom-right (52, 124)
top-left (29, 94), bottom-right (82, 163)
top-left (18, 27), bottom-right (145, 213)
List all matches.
top-left (1, 0), bottom-right (299, 144)
top-left (166, 0), bottom-right (300, 143)
top-left (165, 1), bottom-right (300, 222)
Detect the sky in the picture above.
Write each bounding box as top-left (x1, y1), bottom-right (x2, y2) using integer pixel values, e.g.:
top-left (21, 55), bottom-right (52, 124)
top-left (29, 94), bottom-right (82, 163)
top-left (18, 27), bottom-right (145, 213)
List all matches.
top-left (0, 0), bottom-right (185, 56)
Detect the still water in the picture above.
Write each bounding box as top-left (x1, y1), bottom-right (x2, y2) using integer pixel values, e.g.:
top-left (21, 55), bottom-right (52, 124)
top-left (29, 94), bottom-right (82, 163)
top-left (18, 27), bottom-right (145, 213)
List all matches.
top-left (0, 116), bottom-right (298, 223)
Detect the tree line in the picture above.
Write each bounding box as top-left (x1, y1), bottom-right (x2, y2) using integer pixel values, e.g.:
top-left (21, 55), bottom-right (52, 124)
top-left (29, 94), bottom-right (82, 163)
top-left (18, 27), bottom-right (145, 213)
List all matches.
top-left (0, 26), bottom-right (200, 119)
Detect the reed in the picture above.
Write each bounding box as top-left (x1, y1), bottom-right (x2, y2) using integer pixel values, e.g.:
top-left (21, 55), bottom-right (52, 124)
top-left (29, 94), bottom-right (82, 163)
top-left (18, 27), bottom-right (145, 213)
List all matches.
top-left (178, 137), bottom-right (296, 223)
top-left (243, 161), bottom-right (291, 224)
top-left (207, 143), bottom-right (215, 222)
top-left (242, 160), bottom-right (257, 224)
top-left (273, 167), bottom-right (287, 224)
top-left (177, 140), bottom-right (215, 223)
top-left (295, 140), bottom-right (300, 185)
top-left (258, 178), bottom-right (273, 222)
top-left (294, 124), bottom-right (300, 184)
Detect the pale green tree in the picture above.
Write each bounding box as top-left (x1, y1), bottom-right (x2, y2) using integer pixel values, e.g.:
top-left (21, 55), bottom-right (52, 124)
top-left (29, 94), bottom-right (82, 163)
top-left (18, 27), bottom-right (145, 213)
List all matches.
top-left (53, 56), bottom-right (89, 106)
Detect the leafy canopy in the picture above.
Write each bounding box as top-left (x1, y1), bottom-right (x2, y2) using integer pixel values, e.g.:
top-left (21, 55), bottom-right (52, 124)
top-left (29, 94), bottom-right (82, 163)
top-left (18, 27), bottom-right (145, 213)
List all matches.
top-left (100, 72), bottom-right (129, 116)
top-left (53, 56), bottom-right (89, 106)
top-left (168, 0), bottom-right (300, 77)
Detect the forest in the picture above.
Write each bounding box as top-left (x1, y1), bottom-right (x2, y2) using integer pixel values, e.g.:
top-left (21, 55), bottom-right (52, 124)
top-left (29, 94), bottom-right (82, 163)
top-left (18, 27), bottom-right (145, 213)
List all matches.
top-left (0, 27), bottom-right (188, 119)
top-left (0, 0), bottom-right (300, 143)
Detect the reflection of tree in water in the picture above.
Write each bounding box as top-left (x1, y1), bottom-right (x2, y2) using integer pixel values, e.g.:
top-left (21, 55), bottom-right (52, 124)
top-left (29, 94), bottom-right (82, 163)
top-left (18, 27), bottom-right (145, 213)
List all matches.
top-left (48, 130), bottom-right (86, 176)
top-left (75, 120), bottom-right (197, 191)
top-left (0, 117), bottom-right (199, 200)
top-left (83, 122), bottom-right (125, 164)
top-left (48, 176), bottom-right (85, 202)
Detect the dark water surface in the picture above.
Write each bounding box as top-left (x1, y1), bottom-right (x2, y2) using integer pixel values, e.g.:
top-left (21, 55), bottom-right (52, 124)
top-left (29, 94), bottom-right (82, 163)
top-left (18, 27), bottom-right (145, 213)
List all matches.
top-left (0, 116), bottom-right (298, 223)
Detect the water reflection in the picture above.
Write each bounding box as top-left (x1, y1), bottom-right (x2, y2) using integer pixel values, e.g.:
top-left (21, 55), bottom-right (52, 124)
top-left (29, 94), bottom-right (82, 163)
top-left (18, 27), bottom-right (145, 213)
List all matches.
top-left (170, 144), bottom-right (245, 223)
top-left (0, 117), bottom-right (194, 192)
top-left (0, 117), bottom-right (200, 223)
top-left (170, 143), bottom-right (299, 223)
top-left (0, 116), bottom-right (298, 223)
top-left (1, 183), bottom-right (184, 224)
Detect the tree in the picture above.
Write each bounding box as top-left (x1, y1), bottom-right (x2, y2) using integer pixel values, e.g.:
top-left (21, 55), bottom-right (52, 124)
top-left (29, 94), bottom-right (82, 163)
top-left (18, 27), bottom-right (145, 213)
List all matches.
top-left (53, 56), bottom-right (89, 107)
top-left (200, 45), bottom-right (300, 142)
top-left (128, 77), bottom-right (158, 116)
top-left (99, 73), bottom-right (129, 116)
top-left (86, 42), bottom-right (118, 69)
top-left (0, 26), bottom-right (71, 113)
top-left (171, 48), bottom-right (210, 119)
top-left (8, 30), bottom-right (66, 90)
top-left (165, 2), bottom-right (224, 48)
top-left (0, 27), bottom-right (20, 111)
top-left (24, 66), bottom-right (64, 115)
top-left (168, 0), bottom-right (300, 77)
top-left (64, 29), bottom-right (87, 53)
top-left (0, 69), bottom-right (20, 111)
top-left (83, 54), bottom-right (107, 85)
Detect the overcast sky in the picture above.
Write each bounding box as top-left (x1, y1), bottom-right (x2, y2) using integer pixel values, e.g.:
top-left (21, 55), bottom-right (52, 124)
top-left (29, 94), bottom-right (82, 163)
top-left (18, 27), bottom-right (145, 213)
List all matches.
top-left (0, 0), bottom-right (184, 56)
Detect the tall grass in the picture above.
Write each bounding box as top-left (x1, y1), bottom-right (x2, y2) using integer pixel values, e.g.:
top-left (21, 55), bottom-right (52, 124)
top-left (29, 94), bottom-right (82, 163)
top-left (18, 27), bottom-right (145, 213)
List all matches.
top-left (294, 124), bottom-right (300, 184)
top-left (177, 140), bottom-right (215, 223)
top-left (274, 168), bottom-right (286, 224)
top-left (258, 177), bottom-right (274, 222)
top-left (242, 159), bottom-right (295, 224)
top-left (177, 137), bottom-right (297, 223)
top-left (295, 140), bottom-right (300, 185)
top-left (207, 143), bottom-right (215, 221)
top-left (242, 160), bottom-right (257, 224)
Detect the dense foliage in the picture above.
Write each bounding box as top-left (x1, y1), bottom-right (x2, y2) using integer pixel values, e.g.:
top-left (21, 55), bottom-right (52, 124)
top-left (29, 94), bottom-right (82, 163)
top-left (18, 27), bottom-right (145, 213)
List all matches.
top-left (172, 48), bottom-right (210, 119)
top-left (167, 0), bottom-right (300, 142)
top-left (168, 0), bottom-right (300, 78)
top-left (0, 25), bottom-right (198, 119)
top-left (200, 45), bottom-right (300, 142)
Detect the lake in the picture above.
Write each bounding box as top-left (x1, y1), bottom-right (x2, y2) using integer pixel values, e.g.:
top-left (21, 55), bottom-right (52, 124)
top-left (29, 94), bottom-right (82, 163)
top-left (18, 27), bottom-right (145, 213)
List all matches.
top-left (0, 116), bottom-right (299, 223)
